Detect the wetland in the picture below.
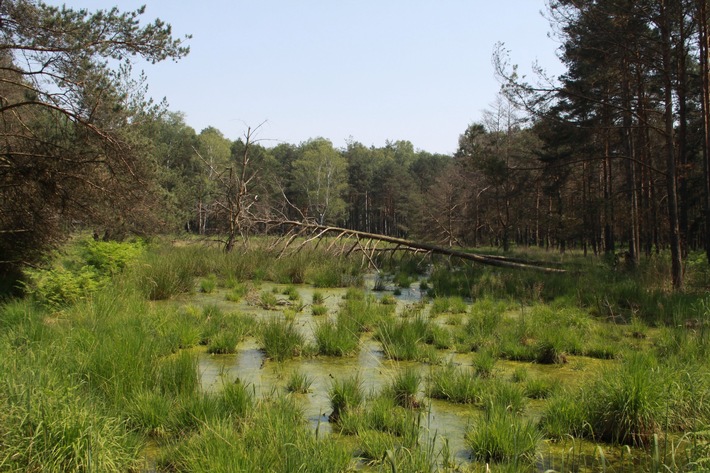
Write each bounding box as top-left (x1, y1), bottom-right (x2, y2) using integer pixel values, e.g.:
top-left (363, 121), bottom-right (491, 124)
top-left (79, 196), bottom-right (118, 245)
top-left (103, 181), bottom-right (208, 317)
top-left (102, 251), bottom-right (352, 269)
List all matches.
top-left (2, 238), bottom-right (709, 472)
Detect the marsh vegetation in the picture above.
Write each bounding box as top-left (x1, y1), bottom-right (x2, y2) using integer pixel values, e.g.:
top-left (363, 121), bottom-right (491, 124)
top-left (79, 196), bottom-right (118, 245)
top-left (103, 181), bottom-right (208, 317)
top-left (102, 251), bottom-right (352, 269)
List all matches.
top-left (2, 237), bottom-right (710, 472)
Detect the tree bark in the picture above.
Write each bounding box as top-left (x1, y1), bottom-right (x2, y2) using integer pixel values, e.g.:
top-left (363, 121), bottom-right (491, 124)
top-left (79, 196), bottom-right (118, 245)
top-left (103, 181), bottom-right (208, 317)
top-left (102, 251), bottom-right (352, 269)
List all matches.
top-left (699, 0), bottom-right (710, 263)
top-left (660, 0), bottom-right (684, 289)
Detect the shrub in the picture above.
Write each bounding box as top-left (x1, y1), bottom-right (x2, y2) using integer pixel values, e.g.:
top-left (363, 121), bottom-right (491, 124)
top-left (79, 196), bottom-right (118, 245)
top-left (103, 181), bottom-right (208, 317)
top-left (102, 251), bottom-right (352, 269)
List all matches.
top-left (81, 238), bottom-right (145, 274)
top-left (24, 266), bottom-right (104, 308)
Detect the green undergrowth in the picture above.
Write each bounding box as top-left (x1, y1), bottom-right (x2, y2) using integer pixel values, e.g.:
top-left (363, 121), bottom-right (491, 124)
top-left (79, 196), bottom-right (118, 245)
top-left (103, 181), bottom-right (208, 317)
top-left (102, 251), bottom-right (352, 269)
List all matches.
top-left (2, 239), bottom-right (710, 472)
top-left (22, 237), bottom-right (146, 308)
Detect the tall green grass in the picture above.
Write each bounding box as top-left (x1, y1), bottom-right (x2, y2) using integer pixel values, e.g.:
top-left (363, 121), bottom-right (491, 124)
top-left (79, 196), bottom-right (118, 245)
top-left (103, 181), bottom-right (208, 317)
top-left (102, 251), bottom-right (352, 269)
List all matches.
top-left (427, 364), bottom-right (483, 404)
top-left (388, 367), bottom-right (422, 409)
top-left (375, 315), bottom-right (437, 362)
top-left (162, 396), bottom-right (353, 472)
top-left (258, 317), bottom-right (307, 361)
top-left (584, 352), bottom-right (668, 446)
top-left (329, 375), bottom-right (364, 423)
top-left (314, 314), bottom-right (360, 356)
top-left (466, 404), bottom-right (542, 465)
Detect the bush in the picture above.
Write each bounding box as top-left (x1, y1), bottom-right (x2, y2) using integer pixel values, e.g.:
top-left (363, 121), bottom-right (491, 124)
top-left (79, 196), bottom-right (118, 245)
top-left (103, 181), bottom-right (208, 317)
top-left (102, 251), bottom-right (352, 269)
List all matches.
top-left (24, 265), bottom-right (104, 308)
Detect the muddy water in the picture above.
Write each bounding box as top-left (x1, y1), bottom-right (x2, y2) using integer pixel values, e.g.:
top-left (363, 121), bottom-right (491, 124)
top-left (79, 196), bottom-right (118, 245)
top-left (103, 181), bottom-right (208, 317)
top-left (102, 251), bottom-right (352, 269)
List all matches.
top-left (190, 277), bottom-right (629, 470)
top-left (199, 336), bottom-right (476, 462)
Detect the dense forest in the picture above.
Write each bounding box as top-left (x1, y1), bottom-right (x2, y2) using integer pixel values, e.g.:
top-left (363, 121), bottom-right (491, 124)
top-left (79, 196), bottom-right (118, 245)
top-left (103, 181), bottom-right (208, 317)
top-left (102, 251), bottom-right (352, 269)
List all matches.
top-left (3, 0), bottom-right (710, 290)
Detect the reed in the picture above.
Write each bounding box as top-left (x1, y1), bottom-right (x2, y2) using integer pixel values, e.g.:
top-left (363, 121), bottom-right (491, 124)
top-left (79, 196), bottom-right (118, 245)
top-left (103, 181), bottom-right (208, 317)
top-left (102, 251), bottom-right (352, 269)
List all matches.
top-left (199, 273), bottom-right (218, 293)
top-left (225, 282), bottom-right (249, 302)
top-left (125, 389), bottom-right (174, 438)
top-left (524, 377), bottom-right (561, 400)
top-left (473, 348), bottom-right (498, 378)
top-left (156, 350), bottom-right (200, 398)
top-left (0, 341), bottom-right (141, 472)
top-left (163, 396), bottom-right (352, 472)
top-left (206, 330), bottom-right (240, 354)
top-left (483, 379), bottom-right (527, 415)
top-left (134, 247), bottom-right (195, 300)
top-left (340, 294), bottom-right (392, 333)
top-left (312, 290), bottom-right (325, 305)
top-left (311, 304), bottom-right (328, 316)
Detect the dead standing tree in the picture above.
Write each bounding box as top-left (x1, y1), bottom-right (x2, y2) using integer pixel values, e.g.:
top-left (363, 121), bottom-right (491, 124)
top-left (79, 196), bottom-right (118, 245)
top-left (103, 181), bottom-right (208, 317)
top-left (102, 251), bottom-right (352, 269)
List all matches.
top-left (194, 124), bottom-right (263, 252)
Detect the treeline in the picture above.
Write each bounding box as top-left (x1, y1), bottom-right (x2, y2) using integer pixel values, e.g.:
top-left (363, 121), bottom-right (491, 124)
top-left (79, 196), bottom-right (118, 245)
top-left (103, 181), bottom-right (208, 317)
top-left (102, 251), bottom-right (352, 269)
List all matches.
top-left (146, 107), bottom-right (551, 252)
top-left (5, 0), bottom-right (710, 290)
top-left (146, 115), bottom-right (452, 240)
top-left (496, 0), bottom-right (710, 289)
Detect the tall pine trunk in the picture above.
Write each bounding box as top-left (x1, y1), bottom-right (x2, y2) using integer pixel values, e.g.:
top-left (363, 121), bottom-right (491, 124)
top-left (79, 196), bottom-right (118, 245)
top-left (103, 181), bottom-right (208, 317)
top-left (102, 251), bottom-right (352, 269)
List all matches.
top-left (660, 0), bottom-right (684, 289)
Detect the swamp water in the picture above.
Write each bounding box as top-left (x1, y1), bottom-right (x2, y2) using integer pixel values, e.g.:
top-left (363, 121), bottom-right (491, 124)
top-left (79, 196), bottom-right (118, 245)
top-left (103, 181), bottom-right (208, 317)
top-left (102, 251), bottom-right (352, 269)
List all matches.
top-left (178, 277), bottom-right (661, 471)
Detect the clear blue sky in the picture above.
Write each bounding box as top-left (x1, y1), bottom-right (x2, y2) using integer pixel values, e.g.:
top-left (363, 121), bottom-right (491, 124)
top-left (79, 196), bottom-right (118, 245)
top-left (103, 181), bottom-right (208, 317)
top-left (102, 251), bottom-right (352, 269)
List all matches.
top-left (54, 1), bottom-right (564, 154)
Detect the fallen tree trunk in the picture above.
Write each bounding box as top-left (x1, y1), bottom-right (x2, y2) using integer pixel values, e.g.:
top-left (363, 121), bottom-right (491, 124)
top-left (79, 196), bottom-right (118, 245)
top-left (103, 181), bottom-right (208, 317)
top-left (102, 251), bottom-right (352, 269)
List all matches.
top-left (265, 220), bottom-right (567, 274)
